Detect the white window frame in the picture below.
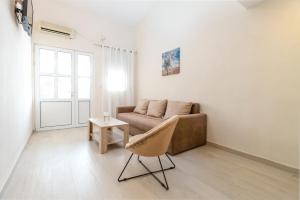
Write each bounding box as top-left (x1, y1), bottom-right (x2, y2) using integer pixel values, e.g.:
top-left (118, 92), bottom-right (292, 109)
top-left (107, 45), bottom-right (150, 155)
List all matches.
top-left (34, 44), bottom-right (93, 131)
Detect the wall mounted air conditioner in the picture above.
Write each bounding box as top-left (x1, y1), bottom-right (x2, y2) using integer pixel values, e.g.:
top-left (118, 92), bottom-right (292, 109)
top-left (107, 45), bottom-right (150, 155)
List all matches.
top-left (39, 21), bottom-right (76, 39)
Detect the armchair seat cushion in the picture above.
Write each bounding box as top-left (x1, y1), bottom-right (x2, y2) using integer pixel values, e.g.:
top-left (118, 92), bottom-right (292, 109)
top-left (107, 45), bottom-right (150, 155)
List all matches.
top-left (117, 112), bottom-right (164, 132)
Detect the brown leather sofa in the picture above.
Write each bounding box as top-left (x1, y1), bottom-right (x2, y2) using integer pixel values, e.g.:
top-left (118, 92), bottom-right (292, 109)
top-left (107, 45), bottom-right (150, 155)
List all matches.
top-left (116, 102), bottom-right (207, 155)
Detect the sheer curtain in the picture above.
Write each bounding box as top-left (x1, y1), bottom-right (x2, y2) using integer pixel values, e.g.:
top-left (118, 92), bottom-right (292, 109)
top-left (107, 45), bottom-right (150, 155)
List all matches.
top-left (101, 47), bottom-right (134, 117)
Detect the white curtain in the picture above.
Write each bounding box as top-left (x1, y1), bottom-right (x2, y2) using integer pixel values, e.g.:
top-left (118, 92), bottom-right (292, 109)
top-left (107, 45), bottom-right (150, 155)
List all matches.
top-left (101, 47), bottom-right (134, 117)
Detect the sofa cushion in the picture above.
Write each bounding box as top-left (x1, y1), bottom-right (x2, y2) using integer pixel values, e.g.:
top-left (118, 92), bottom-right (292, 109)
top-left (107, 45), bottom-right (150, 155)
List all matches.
top-left (164, 101), bottom-right (193, 119)
top-left (133, 99), bottom-right (149, 115)
top-left (117, 112), bottom-right (164, 132)
top-left (146, 100), bottom-right (167, 118)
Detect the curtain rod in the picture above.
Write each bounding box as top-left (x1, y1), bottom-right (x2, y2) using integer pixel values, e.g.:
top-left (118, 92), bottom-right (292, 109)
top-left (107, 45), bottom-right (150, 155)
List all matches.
top-left (76, 31), bottom-right (137, 53)
top-left (94, 43), bottom-right (137, 53)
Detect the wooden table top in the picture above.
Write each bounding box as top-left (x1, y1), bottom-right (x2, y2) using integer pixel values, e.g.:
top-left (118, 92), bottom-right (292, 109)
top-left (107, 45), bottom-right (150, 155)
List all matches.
top-left (89, 117), bottom-right (128, 128)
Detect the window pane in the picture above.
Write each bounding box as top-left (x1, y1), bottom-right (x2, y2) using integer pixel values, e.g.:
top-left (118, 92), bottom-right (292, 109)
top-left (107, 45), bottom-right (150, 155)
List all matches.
top-left (40, 76), bottom-right (55, 99)
top-left (78, 55), bottom-right (91, 77)
top-left (40, 49), bottom-right (55, 74)
top-left (58, 52), bottom-right (71, 75)
top-left (78, 78), bottom-right (90, 99)
top-left (57, 77), bottom-right (71, 99)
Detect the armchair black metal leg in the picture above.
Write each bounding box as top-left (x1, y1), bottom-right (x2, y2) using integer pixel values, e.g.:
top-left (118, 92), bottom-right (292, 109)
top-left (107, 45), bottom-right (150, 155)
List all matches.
top-left (118, 153), bottom-right (134, 182)
top-left (118, 153), bottom-right (175, 190)
top-left (137, 156), bottom-right (169, 190)
top-left (138, 154), bottom-right (175, 169)
top-left (158, 156), bottom-right (169, 190)
top-left (165, 153), bottom-right (175, 168)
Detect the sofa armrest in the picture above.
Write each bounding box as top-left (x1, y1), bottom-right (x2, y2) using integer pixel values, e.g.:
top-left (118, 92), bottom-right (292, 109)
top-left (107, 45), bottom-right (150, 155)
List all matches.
top-left (116, 106), bottom-right (136, 114)
top-left (168, 113), bottom-right (207, 155)
top-left (176, 113), bottom-right (207, 136)
top-left (178, 113), bottom-right (206, 123)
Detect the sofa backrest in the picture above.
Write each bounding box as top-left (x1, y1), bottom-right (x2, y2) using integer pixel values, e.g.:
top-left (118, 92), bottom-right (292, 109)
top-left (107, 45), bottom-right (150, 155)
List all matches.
top-left (134, 100), bottom-right (200, 115)
top-left (190, 103), bottom-right (200, 114)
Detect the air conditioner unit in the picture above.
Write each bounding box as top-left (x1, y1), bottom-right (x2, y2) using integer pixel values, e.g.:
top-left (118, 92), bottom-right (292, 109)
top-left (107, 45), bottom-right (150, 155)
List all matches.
top-left (39, 21), bottom-right (76, 39)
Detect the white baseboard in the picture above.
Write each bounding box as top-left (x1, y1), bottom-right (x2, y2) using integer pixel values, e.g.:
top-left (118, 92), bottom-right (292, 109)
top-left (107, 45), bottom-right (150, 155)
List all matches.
top-left (0, 131), bottom-right (32, 194)
top-left (207, 142), bottom-right (299, 174)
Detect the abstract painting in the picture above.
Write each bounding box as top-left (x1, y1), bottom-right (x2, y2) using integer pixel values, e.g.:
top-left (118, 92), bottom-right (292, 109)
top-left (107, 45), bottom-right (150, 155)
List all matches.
top-left (162, 48), bottom-right (180, 76)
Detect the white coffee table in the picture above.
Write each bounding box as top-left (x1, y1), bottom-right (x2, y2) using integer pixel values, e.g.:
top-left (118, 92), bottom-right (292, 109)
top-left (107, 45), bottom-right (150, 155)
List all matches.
top-left (88, 117), bottom-right (129, 154)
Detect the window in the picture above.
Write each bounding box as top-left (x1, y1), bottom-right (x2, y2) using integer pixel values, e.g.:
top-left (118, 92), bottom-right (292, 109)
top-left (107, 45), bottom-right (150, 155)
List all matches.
top-left (57, 52), bottom-right (72, 75)
top-left (57, 77), bottom-right (71, 99)
top-left (39, 49), bottom-right (72, 100)
top-left (39, 49), bottom-right (55, 74)
top-left (39, 76), bottom-right (55, 99)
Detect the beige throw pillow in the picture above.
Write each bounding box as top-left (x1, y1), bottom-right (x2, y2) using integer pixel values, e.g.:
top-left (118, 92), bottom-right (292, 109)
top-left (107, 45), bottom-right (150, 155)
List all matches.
top-left (146, 100), bottom-right (167, 118)
top-left (133, 99), bottom-right (149, 115)
top-left (164, 101), bottom-right (193, 119)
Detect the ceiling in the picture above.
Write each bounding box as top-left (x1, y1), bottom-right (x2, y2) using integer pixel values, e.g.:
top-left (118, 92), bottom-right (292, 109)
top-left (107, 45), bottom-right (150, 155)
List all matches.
top-left (50, 0), bottom-right (266, 27)
top-left (52, 0), bottom-right (157, 27)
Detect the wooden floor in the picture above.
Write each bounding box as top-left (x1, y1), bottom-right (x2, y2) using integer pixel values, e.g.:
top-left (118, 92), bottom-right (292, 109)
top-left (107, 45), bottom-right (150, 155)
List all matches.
top-left (0, 128), bottom-right (298, 200)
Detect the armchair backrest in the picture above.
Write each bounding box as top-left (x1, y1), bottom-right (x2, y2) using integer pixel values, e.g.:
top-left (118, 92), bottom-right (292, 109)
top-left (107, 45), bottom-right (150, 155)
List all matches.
top-left (126, 115), bottom-right (179, 157)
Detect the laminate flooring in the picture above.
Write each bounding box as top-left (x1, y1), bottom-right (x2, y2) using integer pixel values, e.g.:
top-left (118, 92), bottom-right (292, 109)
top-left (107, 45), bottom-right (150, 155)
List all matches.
top-left (1, 128), bottom-right (298, 200)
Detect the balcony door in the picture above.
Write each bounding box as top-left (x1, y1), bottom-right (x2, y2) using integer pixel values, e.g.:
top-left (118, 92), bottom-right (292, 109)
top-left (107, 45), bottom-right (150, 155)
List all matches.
top-left (35, 45), bottom-right (92, 131)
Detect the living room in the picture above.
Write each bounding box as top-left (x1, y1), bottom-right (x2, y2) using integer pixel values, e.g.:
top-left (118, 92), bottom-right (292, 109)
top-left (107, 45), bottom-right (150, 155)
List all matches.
top-left (0, 0), bottom-right (299, 199)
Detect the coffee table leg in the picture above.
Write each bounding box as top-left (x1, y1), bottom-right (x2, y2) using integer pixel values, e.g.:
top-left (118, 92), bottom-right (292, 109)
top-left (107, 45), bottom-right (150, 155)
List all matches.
top-left (88, 121), bottom-right (93, 141)
top-left (123, 124), bottom-right (129, 146)
top-left (100, 127), bottom-right (108, 154)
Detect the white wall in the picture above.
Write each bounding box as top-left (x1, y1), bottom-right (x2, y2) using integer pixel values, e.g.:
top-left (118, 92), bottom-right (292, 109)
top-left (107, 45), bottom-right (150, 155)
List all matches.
top-left (136, 0), bottom-right (300, 169)
top-left (0, 0), bottom-right (33, 191)
top-left (32, 0), bottom-right (137, 118)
